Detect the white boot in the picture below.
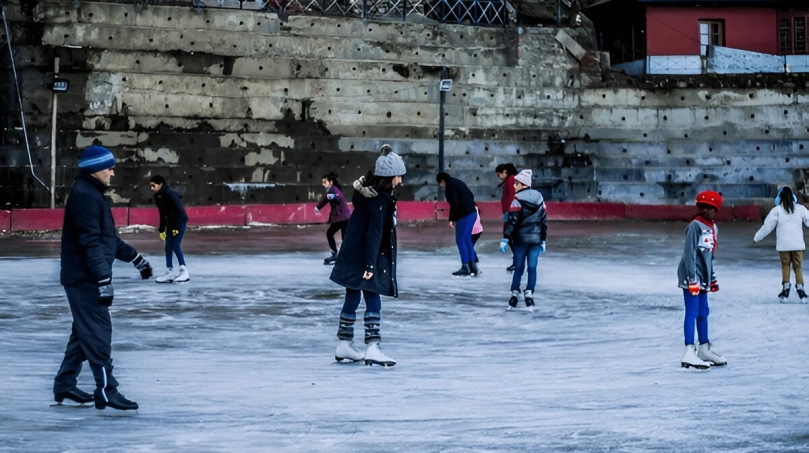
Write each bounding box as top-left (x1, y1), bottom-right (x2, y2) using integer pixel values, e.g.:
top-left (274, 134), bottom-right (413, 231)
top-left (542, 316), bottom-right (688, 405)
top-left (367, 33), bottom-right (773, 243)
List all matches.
top-left (697, 342), bottom-right (727, 366)
top-left (174, 265), bottom-right (190, 283)
top-left (335, 340), bottom-right (364, 363)
top-left (364, 342), bottom-right (396, 367)
top-left (155, 268), bottom-right (175, 284)
top-left (681, 344), bottom-right (711, 370)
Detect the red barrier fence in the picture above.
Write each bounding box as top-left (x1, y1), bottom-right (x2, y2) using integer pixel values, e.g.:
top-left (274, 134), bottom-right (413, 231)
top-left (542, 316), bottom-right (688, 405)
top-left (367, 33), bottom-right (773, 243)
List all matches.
top-left (4, 201), bottom-right (763, 231)
top-left (0, 210), bottom-right (10, 232)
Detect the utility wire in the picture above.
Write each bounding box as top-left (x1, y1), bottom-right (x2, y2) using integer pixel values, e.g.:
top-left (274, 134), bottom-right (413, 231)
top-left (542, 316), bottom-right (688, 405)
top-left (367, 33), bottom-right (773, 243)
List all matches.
top-left (2, 5), bottom-right (50, 191)
top-left (646, 13), bottom-right (704, 46)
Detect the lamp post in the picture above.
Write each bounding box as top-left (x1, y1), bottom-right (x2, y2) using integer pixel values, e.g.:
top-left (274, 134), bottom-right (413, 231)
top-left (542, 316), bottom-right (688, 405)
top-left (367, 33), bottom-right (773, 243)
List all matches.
top-left (438, 67), bottom-right (451, 174)
top-left (50, 57), bottom-right (60, 208)
top-left (50, 61), bottom-right (70, 208)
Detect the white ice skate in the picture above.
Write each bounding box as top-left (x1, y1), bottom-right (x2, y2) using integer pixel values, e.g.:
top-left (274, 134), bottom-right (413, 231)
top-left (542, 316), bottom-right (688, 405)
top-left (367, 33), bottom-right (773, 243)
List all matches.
top-left (364, 342), bottom-right (396, 367)
top-left (697, 343), bottom-right (727, 366)
top-left (335, 340), bottom-right (364, 363)
top-left (174, 265), bottom-right (190, 283)
top-left (155, 268), bottom-right (175, 284)
top-left (681, 344), bottom-right (711, 370)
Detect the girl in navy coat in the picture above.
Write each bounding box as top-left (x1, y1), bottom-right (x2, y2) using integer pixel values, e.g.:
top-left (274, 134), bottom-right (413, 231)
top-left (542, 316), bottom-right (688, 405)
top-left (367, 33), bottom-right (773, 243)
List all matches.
top-left (150, 175), bottom-right (190, 283)
top-left (330, 145), bottom-right (405, 366)
top-left (315, 172), bottom-right (351, 265)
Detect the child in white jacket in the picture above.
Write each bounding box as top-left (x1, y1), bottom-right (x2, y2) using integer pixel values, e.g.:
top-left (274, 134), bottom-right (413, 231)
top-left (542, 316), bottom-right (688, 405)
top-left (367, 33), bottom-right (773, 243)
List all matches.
top-left (754, 186), bottom-right (809, 303)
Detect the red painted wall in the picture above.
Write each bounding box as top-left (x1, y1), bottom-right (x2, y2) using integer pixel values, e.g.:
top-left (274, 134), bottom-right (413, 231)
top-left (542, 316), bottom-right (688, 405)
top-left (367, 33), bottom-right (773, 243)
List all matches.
top-left (646, 7), bottom-right (777, 55)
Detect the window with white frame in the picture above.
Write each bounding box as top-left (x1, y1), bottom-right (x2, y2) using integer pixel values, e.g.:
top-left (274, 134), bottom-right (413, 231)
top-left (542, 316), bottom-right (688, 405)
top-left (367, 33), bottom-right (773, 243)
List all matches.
top-left (699, 20), bottom-right (724, 56)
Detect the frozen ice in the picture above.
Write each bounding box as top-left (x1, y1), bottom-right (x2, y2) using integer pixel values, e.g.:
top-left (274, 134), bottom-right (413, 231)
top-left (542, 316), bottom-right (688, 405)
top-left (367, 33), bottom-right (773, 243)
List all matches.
top-left (1, 221), bottom-right (808, 452)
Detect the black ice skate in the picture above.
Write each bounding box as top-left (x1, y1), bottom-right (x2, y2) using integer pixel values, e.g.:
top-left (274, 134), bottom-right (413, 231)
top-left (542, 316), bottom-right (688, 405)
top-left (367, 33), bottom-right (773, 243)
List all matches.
top-left (323, 251), bottom-right (337, 265)
top-left (524, 290), bottom-right (536, 312)
top-left (94, 388), bottom-right (139, 411)
top-left (778, 283), bottom-right (791, 303)
top-left (506, 290), bottom-right (519, 311)
top-left (452, 263), bottom-right (471, 276)
top-left (53, 388), bottom-right (94, 405)
top-left (796, 284), bottom-right (807, 303)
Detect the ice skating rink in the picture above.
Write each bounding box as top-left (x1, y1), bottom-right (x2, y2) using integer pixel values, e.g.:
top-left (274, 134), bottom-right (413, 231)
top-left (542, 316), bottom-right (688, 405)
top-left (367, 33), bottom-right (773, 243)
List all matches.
top-left (1, 220), bottom-right (807, 452)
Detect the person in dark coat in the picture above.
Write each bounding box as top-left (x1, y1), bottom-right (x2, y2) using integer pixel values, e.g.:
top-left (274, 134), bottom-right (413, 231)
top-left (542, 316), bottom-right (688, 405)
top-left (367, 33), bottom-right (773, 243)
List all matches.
top-left (54, 145), bottom-right (152, 411)
top-left (495, 163), bottom-right (518, 271)
top-left (500, 169), bottom-right (548, 311)
top-left (330, 144), bottom-right (405, 367)
top-left (315, 172), bottom-right (351, 265)
top-left (150, 175), bottom-right (190, 283)
top-left (436, 172), bottom-right (479, 277)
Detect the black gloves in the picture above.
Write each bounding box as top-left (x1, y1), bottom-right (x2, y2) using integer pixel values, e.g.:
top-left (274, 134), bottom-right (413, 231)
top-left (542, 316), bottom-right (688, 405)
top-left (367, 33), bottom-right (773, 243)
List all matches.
top-left (133, 254), bottom-right (153, 279)
top-left (97, 277), bottom-right (114, 306)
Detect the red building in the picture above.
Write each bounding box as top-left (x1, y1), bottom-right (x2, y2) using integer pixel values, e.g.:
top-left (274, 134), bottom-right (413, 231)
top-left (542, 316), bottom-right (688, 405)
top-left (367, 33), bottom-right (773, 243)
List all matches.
top-left (586, 0), bottom-right (808, 64)
top-left (645, 5), bottom-right (776, 56)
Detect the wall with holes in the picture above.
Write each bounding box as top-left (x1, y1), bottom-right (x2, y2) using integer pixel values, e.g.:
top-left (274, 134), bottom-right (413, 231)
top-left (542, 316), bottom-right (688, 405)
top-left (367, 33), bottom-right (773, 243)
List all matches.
top-left (1, 0), bottom-right (807, 209)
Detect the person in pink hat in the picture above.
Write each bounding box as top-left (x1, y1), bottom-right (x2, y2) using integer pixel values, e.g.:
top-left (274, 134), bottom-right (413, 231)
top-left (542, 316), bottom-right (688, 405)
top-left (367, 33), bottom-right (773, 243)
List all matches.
top-left (500, 169), bottom-right (547, 311)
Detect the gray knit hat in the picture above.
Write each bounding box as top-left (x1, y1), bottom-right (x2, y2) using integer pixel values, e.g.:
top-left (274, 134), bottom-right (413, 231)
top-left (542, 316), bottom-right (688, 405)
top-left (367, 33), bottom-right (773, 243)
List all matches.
top-left (514, 169), bottom-right (532, 186)
top-left (374, 144), bottom-right (406, 177)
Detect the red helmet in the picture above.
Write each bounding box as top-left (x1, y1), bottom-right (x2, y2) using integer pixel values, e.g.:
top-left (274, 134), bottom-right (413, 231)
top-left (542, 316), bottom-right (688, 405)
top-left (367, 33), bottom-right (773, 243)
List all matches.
top-left (696, 191), bottom-right (723, 211)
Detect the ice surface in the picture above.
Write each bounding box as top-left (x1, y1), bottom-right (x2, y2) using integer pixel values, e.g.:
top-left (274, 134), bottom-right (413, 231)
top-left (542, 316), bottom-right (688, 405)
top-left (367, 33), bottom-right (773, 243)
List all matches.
top-left (1, 221), bottom-right (808, 452)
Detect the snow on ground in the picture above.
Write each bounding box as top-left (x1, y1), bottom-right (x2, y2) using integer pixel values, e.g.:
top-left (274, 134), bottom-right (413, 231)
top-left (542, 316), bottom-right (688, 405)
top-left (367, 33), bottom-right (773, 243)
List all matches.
top-left (0, 221), bottom-right (808, 452)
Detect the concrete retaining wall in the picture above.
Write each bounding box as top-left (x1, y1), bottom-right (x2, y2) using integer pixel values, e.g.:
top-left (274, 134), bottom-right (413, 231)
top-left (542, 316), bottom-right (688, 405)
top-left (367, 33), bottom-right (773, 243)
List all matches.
top-left (1, 1), bottom-right (807, 211)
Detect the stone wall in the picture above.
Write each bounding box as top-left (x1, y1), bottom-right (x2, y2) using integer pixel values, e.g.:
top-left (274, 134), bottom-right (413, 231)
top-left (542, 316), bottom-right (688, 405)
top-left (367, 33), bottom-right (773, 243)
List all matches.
top-left (1, 0), bottom-right (807, 209)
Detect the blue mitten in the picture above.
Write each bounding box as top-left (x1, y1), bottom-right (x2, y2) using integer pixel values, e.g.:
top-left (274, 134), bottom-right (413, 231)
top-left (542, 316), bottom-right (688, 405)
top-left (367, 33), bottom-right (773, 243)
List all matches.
top-left (499, 239), bottom-right (509, 253)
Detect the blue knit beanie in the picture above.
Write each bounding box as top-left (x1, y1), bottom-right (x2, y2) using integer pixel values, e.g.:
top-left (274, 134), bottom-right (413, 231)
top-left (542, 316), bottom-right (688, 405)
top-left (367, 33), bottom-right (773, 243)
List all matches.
top-left (78, 145), bottom-right (116, 174)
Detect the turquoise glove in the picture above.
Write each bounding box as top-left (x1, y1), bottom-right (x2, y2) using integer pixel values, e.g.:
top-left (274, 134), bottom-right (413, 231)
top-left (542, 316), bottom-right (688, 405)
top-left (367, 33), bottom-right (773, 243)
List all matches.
top-left (499, 239), bottom-right (509, 253)
top-left (502, 212), bottom-right (508, 222)
top-left (539, 241), bottom-right (546, 254)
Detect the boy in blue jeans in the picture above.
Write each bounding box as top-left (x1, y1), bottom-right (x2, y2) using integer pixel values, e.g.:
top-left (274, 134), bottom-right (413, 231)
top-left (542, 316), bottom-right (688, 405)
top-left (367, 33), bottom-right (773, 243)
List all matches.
top-left (500, 169), bottom-right (547, 311)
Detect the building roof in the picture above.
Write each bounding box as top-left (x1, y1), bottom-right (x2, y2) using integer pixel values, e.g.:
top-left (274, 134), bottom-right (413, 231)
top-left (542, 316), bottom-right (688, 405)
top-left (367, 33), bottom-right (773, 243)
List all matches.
top-left (586, 0), bottom-right (788, 7)
top-left (637, 0), bottom-right (787, 3)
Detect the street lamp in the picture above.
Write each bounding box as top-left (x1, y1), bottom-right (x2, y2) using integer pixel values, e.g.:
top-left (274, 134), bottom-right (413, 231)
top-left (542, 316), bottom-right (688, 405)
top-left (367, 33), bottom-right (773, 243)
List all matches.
top-left (438, 67), bottom-right (451, 174)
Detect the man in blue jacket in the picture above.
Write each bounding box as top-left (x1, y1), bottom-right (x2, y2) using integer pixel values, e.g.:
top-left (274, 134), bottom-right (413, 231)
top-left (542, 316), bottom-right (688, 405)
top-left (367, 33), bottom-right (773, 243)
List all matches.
top-left (53, 145), bottom-right (152, 411)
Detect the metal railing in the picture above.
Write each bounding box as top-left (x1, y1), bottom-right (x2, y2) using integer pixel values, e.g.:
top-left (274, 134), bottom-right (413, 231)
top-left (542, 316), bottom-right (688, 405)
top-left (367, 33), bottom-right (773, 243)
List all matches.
top-left (193, 0), bottom-right (513, 26)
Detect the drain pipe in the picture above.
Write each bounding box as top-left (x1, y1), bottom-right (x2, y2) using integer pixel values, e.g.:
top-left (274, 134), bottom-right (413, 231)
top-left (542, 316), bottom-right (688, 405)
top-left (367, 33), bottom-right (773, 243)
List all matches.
top-left (2, 5), bottom-right (50, 193)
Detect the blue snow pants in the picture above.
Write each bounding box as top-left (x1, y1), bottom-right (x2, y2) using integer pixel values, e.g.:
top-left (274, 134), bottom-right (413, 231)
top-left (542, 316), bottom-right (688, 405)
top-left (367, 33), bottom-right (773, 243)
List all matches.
top-left (54, 281), bottom-right (119, 393)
